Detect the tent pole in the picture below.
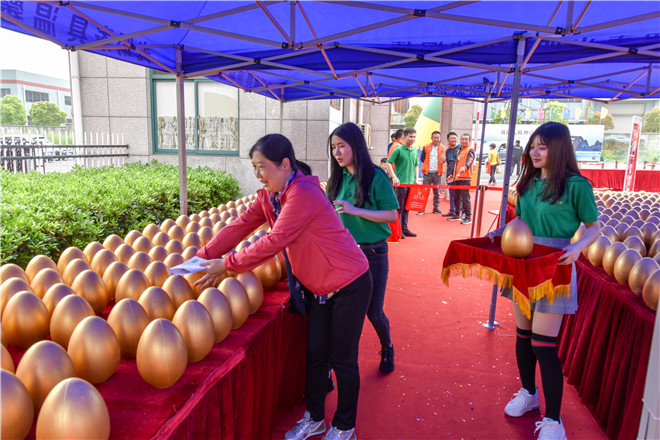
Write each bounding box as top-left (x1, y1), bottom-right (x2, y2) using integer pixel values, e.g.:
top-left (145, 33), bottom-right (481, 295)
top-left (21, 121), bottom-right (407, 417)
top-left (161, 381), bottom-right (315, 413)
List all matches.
top-left (470, 83), bottom-right (491, 238)
top-left (176, 46), bottom-right (188, 215)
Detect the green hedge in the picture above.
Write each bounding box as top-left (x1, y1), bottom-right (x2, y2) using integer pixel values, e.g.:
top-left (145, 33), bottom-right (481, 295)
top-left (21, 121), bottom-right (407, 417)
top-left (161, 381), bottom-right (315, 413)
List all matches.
top-left (1, 162), bottom-right (241, 267)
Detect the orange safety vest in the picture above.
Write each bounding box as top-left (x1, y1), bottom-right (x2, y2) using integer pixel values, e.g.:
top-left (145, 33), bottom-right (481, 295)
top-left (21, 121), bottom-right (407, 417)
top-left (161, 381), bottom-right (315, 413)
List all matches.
top-left (452, 146), bottom-right (475, 181)
top-left (421, 142), bottom-right (445, 175)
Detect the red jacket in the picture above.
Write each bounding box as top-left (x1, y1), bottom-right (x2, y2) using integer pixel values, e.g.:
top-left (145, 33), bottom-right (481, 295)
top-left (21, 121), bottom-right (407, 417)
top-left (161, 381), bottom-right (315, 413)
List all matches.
top-left (197, 171), bottom-right (368, 296)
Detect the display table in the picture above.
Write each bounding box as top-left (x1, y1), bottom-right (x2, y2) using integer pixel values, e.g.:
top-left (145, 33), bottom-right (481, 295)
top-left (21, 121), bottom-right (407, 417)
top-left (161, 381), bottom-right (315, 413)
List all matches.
top-left (578, 168), bottom-right (660, 192)
top-left (558, 257), bottom-right (655, 440)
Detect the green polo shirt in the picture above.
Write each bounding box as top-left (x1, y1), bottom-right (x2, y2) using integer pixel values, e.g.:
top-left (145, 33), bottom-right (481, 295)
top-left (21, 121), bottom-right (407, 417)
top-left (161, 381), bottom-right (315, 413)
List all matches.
top-left (333, 166), bottom-right (399, 244)
top-left (515, 174), bottom-right (598, 239)
top-left (387, 144), bottom-right (418, 184)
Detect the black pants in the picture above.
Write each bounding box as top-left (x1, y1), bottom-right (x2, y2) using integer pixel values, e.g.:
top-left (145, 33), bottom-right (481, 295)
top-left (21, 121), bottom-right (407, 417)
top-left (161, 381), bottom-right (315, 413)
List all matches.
top-left (394, 186), bottom-right (410, 232)
top-left (422, 171), bottom-right (442, 210)
top-left (306, 270), bottom-right (372, 430)
top-left (454, 180), bottom-right (471, 219)
top-left (360, 241), bottom-right (391, 347)
top-left (489, 165), bottom-right (497, 184)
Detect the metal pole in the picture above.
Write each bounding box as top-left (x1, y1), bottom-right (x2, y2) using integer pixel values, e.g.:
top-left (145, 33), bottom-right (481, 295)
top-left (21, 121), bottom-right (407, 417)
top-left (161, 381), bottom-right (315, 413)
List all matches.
top-left (470, 84), bottom-right (491, 238)
top-left (176, 45), bottom-right (188, 215)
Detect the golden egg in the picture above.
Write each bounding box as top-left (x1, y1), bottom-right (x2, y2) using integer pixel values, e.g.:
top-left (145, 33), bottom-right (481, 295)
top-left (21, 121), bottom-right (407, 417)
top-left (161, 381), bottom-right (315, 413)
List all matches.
top-left (650, 239), bottom-right (660, 258)
top-left (236, 271), bottom-right (264, 314)
top-left (139, 286), bottom-right (176, 321)
top-left (62, 258), bottom-right (92, 285)
top-left (184, 271), bottom-right (205, 297)
top-left (124, 229), bottom-right (142, 246)
top-left (209, 207), bottom-right (220, 215)
top-left (128, 251), bottom-right (153, 272)
top-left (143, 223), bottom-right (162, 241)
top-left (56, 247), bottom-right (87, 274)
top-left (152, 232), bottom-right (170, 247)
top-left (623, 236), bottom-right (647, 257)
top-left (219, 277), bottom-right (250, 329)
top-left (1, 277), bottom-right (34, 316)
top-left (218, 204), bottom-right (228, 212)
top-left (162, 275), bottom-right (196, 308)
top-left (603, 242), bottom-right (628, 276)
top-left (144, 261), bottom-right (170, 287)
top-left (107, 298), bottom-right (150, 359)
top-left (640, 223), bottom-right (658, 248)
top-left (36, 377), bottom-right (110, 440)
top-left (277, 252), bottom-right (288, 281)
top-left (1, 369), bottom-right (34, 440)
top-left (198, 226), bottom-right (214, 245)
top-left (149, 245), bottom-right (169, 262)
top-left (200, 209), bottom-right (211, 218)
top-left (236, 240), bottom-right (250, 252)
top-left (185, 221), bottom-right (201, 234)
top-left (213, 221), bottom-right (227, 234)
top-left (172, 300), bottom-right (215, 362)
top-left (115, 269), bottom-right (150, 302)
top-left (90, 249), bottom-right (118, 276)
top-left (26, 255), bottom-right (58, 282)
top-left (114, 243), bottom-right (136, 264)
top-left (83, 241), bottom-right (104, 262)
top-left (197, 288), bottom-right (233, 343)
top-left (133, 236), bottom-right (154, 253)
top-left (220, 211), bottom-right (232, 222)
top-left (50, 295), bottom-right (94, 349)
top-left (182, 246), bottom-right (199, 260)
top-left (102, 233), bottom-right (124, 252)
top-left (67, 316), bottom-right (120, 384)
top-left (136, 319), bottom-right (188, 388)
top-left (102, 261), bottom-right (130, 301)
top-left (614, 223), bottom-right (628, 241)
top-left (189, 213), bottom-right (201, 222)
top-left (248, 234), bottom-right (260, 244)
top-left (600, 225), bottom-right (619, 243)
top-left (3, 291), bottom-right (50, 349)
top-left (182, 232), bottom-right (203, 249)
top-left (253, 256), bottom-right (282, 290)
top-left (628, 257), bottom-right (660, 295)
top-left (164, 253), bottom-right (185, 269)
top-left (165, 239), bottom-right (185, 255)
top-left (623, 226), bottom-right (644, 242)
top-left (16, 340), bottom-right (76, 413)
top-left (1, 324), bottom-right (6, 347)
top-left (209, 213), bottom-right (221, 224)
top-left (638, 209), bottom-right (651, 221)
top-left (1, 344), bottom-right (14, 372)
top-left (71, 270), bottom-right (108, 315)
top-left (161, 218), bottom-right (176, 232)
top-left (613, 248), bottom-right (643, 285)
top-left (642, 269), bottom-right (660, 311)
top-left (42, 283), bottom-right (75, 314)
top-left (501, 219), bottom-right (534, 258)
top-left (0, 263), bottom-right (29, 284)
top-left (199, 217), bottom-right (213, 229)
top-left (168, 224), bottom-right (185, 241)
top-left (237, 204), bottom-right (247, 215)
top-left (176, 215), bottom-right (191, 229)
top-left (31, 268), bottom-right (64, 299)
top-left (228, 208), bottom-right (239, 218)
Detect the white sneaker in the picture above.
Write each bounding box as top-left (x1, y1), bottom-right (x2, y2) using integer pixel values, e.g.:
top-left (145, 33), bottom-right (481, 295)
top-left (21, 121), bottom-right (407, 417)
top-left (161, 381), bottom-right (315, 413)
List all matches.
top-left (322, 426), bottom-right (356, 440)
top-left (284, 411), bottom-right (326, 440)
top-left (535, 417), bottom-right (567, 440)
top-left (504, 387), bottom-right (539, 417)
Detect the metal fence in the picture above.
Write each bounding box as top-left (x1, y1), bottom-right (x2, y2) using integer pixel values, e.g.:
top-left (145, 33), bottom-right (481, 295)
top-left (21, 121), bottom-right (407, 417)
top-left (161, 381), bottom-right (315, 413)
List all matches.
top-left (1, 144), bottom-right (128, 173)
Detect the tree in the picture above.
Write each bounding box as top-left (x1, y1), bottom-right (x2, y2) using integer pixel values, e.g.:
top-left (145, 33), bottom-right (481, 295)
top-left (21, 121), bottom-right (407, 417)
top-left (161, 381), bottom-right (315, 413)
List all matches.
top-left (0, 95), bottom-right (27, 126)
top-left (642, 107), bottom-right (660, 133)
top-left (404, 104), bottom-right (423, 128)
top-left (29, 101), bottom-right (67, 126)
top-left (587, 111), bottom-right (615, 130)
top-left (544, 101), bottom-right (568, 124)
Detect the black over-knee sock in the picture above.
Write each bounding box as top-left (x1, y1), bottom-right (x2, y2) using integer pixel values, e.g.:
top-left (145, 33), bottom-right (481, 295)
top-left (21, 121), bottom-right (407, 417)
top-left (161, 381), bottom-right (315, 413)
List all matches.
top-left (531, 333), bottom-right (563, 421)
top-left (515, 328), bottom-right (536, 394)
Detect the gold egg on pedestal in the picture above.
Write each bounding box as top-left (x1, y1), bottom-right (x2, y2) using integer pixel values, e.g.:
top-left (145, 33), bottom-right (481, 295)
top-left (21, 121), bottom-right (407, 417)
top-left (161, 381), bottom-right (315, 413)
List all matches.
top-left (103, 234), bottom-right (124, 252)
top-left (56, 247), bottom-right (87, 274)
top-left (176, 215), bottom-right (191, 229)
top-left (36, 377), bottom-right (110, 440)
top-left (67, 316), bottom-right (120, 384)
top-left (102, 261), bottom-right (130, 302)
top-left (115, 269), bottom-right (150, 302)
top-left (165, 239), bottom-right (185, 255)
top-left (149, 245), bottom-right (169, 262)
top-left (197, 287), bottom-right (233, 343)
top-left (31, 268), bottom-right (64, 299)
top-left (182, 232), bottom-right (203, 249)
top-left (107, 299), bottom-right (150, 359)
top-left (83, 241), bottom-right (104, 262)
top-left (133, 236), bottom-right (154, 253)
top-left (628, 257), bottom-right (660, 295)
top-left (62, 258), bottom-right (92, 285)
top-left (124, 229), bottom-right (142, 246)
top-left (42, 283), bottom-right (75, 314)
top-left (0, 277), bottom-right (34, 316)
top-left (90, 249), bottom-right (118, 276)
top-left (253, 256), bottom-right (282, 290)
top-left (0, 263), bottom-right (29, 284)
top-left (642, 269), bottom-right (660, 311)
top-left (139, 286), bottom-right (176, 320)
top-left (136, 319), bottom-right (188, 388)
top-left (623, 236), bottom-right (647, 257)
top-left (501, 219), bottom-right (534, 258)
top-left (168, 225), bottom-right (186, 241)
top-left (128, 251), bottom-right (153, 272)
top-left (114, 243), bottom-right (136, 264)
top-left (185, 221), bottom-right (201, 234)
top-left (1, 369), bottom-right (34, 440)
top-left (50, 295), bottom-right (94, 349)
top-left (603, 242), bottom-right (628, 276)
top-left (182, 246), bottom-right (199, 261)
top-left (172, 300), bottom-right (215, 362)
top-left (164, 253), bottom-right (185, 269)
top-left (219, 277), bottom-right (250, 329)
top-left (236, 271), bottom-right (264, 314)
top-left (613, 248), bottom-right (643, 285)
top-left (161, 218), bottom-right (176, 233)
top-left (26, 255), bottom-right (58, 282)
top-left (3, 291), bottom-right (50, 349)
top-left (16, 340), bottom-right (76, 413)
top-left (145, 261), bottom-right (170, 287)
top-left (2, 344), bottom-right (14, 372)
top-left (71, 270), bottom-right (108, 315)
top-left (152, 232), bottom-right (170, 247)
top-left (162, 275), bottom-right (196, 308)
top-left (143, 224), bottom-right (161, 241)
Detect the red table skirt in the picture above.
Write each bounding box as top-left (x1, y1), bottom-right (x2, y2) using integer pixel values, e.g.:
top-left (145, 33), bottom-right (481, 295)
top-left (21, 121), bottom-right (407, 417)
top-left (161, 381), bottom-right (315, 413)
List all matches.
top-left (579, 168), bottom-right (660, 192)
top-left (558, 257), bottom-right (655, 440)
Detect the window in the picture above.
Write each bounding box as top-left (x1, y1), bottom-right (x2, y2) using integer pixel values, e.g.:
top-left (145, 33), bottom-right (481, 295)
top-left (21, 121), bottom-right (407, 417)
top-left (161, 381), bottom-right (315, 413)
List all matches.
top-left (0, 88), bottom-right (10, 97)
top-left (26, 90), bottom-right (49, 102)
top-left (64, 96), bottom-right (71, 106)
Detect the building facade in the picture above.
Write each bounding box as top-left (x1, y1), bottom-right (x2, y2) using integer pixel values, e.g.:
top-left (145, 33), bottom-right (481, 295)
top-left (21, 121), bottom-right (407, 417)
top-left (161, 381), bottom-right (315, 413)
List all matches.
top-left (0, 69), bottom-right (72, 122)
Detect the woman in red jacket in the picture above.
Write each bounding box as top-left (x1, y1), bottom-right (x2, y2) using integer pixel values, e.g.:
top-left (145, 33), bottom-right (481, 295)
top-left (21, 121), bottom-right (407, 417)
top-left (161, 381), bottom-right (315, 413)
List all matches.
top-left (196, 134), bottom-right (371, 440)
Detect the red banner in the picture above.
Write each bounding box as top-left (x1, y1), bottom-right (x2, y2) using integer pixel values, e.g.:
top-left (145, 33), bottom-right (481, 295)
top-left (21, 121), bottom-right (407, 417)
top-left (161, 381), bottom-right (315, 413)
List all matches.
top-left (404, 185), bottom-right (430, 211)
top-left (623, 116), bottom-right (643, 192)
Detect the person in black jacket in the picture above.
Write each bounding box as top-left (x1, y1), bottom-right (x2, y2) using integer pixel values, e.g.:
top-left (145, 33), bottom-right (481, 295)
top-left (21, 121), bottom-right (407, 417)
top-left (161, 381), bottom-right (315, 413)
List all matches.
top-left (512, 140), bottom-right (524, 177)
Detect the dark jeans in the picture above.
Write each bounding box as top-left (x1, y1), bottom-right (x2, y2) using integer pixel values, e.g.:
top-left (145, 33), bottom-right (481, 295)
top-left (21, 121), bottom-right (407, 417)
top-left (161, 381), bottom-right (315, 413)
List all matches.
top-left (360, 241), bottom-right (391, 347)
top-left (306, 270), bottom-right (372, 430)
top-left (394, 186), bottom-right (410, 232)
top-left (511, 159), bottom-right (521, 176)
top-left (422, 171), bottom-right (441, 210)
top-left (454, 180), bottom-right (471, 219)
top-left (489, 165), bottom-right (497, 184)
top-left (446, 170), bottom-right (456, 214)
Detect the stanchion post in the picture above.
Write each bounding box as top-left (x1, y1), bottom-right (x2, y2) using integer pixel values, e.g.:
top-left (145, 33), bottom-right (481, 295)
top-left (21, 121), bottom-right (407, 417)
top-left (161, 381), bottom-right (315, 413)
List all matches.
top-left (474, 185), bottom-right (487, 237)
top-left (482, 283), bottom-right (500, 330)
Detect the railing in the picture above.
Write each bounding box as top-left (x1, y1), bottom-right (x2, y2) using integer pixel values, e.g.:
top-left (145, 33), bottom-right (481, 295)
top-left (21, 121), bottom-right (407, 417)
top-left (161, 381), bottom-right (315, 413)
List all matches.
top-left (1, 144), bottom-right (129, 173)
top-left (577, 161), bottom-right (659, 170)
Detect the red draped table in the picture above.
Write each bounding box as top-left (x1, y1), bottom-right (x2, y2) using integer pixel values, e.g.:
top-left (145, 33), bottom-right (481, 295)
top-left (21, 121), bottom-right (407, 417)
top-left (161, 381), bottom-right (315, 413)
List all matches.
top-left (579, 168), bottom-right (660, 192)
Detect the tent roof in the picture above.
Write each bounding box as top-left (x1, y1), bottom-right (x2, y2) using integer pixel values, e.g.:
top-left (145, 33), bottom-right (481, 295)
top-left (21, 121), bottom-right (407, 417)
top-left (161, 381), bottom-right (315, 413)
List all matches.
top-left (2, 1), bottom-right (659, 102)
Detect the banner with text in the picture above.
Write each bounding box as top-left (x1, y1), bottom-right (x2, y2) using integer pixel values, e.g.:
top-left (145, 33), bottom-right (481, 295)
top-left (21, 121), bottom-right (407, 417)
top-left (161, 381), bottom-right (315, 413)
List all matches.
top-left (623, 116), bottom-right (643, 192)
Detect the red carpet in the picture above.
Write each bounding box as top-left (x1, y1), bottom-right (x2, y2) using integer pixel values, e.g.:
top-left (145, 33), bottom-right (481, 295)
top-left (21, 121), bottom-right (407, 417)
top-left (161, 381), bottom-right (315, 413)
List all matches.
top-left (272, 189), bottom-right (608, 440)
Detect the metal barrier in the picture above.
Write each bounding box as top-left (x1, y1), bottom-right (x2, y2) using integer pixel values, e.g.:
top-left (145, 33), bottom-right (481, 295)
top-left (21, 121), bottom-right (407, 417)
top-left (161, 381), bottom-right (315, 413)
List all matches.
top-left (1, 145), bottom-right (129, 173)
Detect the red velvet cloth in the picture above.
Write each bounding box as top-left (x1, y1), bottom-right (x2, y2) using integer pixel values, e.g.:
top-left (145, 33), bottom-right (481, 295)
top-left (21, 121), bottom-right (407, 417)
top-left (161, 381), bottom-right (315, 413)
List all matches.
top-left (557, 257), bottom-right (655, 440)
top-left (579, 168), bottom-right (660, 192)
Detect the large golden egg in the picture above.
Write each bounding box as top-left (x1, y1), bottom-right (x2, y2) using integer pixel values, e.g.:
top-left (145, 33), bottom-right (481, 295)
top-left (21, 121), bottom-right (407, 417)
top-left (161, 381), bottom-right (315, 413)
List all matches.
top-left (623, 226), bottom-right (644, 242)
top-left (31, 268), bottom-right (64, 299)
top-left (181, 246), bottom-right (199, 261)
top-left (1, 344), bottom-right (14, 372)
top-left (235, 240), bottom-right (250, 252)
top-left (184, 271), bottom-right (205, 297)
top-left (614, 223), bottom-right (629, 241)
top-left (71, 270), bottom-right (108, 315)
top-left (185, 221), bottom-right (201, 234)
top-left (603, 242), bottom-right (628, 276)
top-left (102, 261), bottom-right (129, 301)
top-left (152, 232), bottom-right (170, 247)
top-left (629, 257), bottom-right (660, 296)
top-left (199, 218), bottom-right (213, 229)
top-left (133, 236), bottom-right (154, 253)
top-left (236, 271), bottom-right (264, 314)
top-left (128, 251), bottom-right (153, 272)
top-left (103, 234), bottom-right (124, 252)
top-left (165, 239), bottom-right (185, 255)
top-left (50, 295), bottom-right (94, 349)
top-left (62, 258), bottom-right (92, 285)
top-left (501, 219), bottom-right (534, 258)
top-left (213, 221), bottom-right (227, 234)
top-left (145, 261), bottom-right (170, 287)
top-left (220, 211), bottom-right (232, 222)
top-left (168, 225), bottom-right (186, 241)
top-left (162, 275), bottom-right (195, 308)
top-left (600, 225), bottom-right (619, 243)
top-left (107, 298), bottom-right (150, 359)
top-left (650, 239), bottom-right (660, 258)
top-left (90, 249), bottom-right (118, 276)
top-left (642, 269), bottom-right (660, 311)
top-left (115, 269), bottom-right (150, 302)
top-left (219, 278), bottom-right (250, 329)
top-left (67, 316), bottom-right (120, 384)
top-left (124, 229), bottom-right (142, 246)
top-left (209, 207), bottom-right (220, 215)
top-left (197, 287), bottom-right (233, 343)
top-left (0, 263), bottom-right (29, 284)
top-left (136, 319), bottom-right (188, 388)
top-left (209, 213), bottom-right (221, 223)
top-left (164, 253), bottom-right (185, 269)
top-left (42, 283), bottom-right (75, 314)
top-left (253, 256), bottom-right (282, 290)
top-left (277, 252), bottom-right (288, 281)
top-left (640, 223), bottom-right (659, 248)
top-left (1, 369), bottom-right (34, 440)
top-left (149, 245), bottom-right (169, 262)
top-left (26, 255), bottom-right (58, 282)
top-left (57, 247), bottom-right (87, 274)
top-left (16, 340), bottom-right (76, 413)
top-left (1, 324), bottom-right (5, 347)
top-left (3, 291), bottom-right (50, 349)
top-left (83, 241), bottom-right (104, 262)
top-left (182, 232), bottom-right (203, 249)
top-left (189, 213), bottom-right (201, 222)
top-left (623, 236), bottom-right (647, 257)
top-left (36, 377), bottom-right (110, 440)
top-left (1, 277), bottom-right (34, 315)
top-left (613, 249), bottom-right (643, 285)
top-left (161, 218), bottom-right (176, 232)
top-left (139, 286), bottom-right (176, 320)
top-left (143, 224), bottom-right (161, 241)
top-left (114, 243), bottom-right (136, 264)
top-left (172, 300), bottom-right (215, 362)
top-left (176, 214), bottom-right (191, 229)
top-left (199, 210), bottom-right (210, 218)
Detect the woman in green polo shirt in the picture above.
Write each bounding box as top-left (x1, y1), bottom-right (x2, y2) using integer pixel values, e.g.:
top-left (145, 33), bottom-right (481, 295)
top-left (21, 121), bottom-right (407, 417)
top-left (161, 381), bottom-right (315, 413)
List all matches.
top-left (326, 122), bottom-right (400, 374)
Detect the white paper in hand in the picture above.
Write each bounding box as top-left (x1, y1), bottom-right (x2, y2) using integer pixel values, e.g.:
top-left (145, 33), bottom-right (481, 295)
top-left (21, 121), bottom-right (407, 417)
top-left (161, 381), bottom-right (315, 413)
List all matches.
top-left (168, 256), bottom-right (208, 275)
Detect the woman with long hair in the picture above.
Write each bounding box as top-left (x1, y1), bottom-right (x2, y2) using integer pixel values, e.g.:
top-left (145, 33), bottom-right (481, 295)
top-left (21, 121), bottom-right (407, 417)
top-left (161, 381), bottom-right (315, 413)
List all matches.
top-left (326, 122), bottom-right (399, 374)
top-left (195, 133), bottom-right (372, 440)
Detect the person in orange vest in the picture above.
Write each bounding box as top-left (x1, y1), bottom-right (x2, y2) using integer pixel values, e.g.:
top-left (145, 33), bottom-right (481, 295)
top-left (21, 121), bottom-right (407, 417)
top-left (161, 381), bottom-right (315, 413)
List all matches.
top-left (417, 131), bottom-right (446, 215)
top-left (447, 133), bottom-right (475, 225)
top-left (387, 129), bottom-right (404, 157)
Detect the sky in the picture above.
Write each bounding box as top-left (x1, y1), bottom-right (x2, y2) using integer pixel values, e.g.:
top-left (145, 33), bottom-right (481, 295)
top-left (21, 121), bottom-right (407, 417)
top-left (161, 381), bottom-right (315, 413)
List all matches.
top-left (1, 27), bottom-right (70, 80)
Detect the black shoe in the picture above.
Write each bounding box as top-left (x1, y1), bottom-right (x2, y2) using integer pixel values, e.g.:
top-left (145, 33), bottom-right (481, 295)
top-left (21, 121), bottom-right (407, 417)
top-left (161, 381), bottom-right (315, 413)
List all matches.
top-left (379, 345), bottom-right (395, 374)
top-left (400, 234), bottom-right (406, 239)
top-left (461, 218), bottom-right (472, 225)
top-left (416, 211), bottom-right (425, 215)
top-left (441, 212), bottom-right (455, 217)
top-left (402, 229), bottom-right (416, 237)
top-left (447, 215), bottom-right (462, 221)
top-left (432, 208), bottom-right (442, 214)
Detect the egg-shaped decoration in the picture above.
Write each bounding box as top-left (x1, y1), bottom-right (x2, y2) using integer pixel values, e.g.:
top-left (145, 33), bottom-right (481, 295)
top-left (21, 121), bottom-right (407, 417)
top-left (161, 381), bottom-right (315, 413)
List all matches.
top-left (587, 236), bottom-right (612, 268)
top-left (50, 295), bottom-right (94, 349)
top-left (181, 246), bottom-right (199, 261)
top-left (16, 340), bottom-right (76, 413)
top-left (56, 247), bottom-right (87, 275)
top-left (199, 217), bottom-right (213, 229)
top-left (115, 269), bottom-right (150, 303)
top-left (136, 319), bottom-right (188, 388)
top-left (31, 268), bottom-right (65, 298)
top-left (167, 224), bottom-right (186, 241)
top-left (42, 283), bottom-right (75, 315)
top-left (102, 234), bottom-right (124, 252)
top-left (149, 245), bottom-right (169, 262)
top-left (600, 225), bottom-right (618, 243)
top-left (198, 226), bottom-right (214, 245)
top-left (83, 241), bottom-right (104, 262)
top-left (185, 221), bottom-right (201, 234)
top-left (253, 256), bottom-right (282, 290)
top-left (209, 207), bottom-right (220, 215)
top-left (237, 204), bottom-right (247, 215)
top-left (218, 204), bottom-right (228, 213)
top-left (25, 255), bottom-right (58, 282)
top-left (277, 252), bottom-right (288, 281)
top-left (161, 219), bottom-right (176, 233)
top-left (623, 226), bottom-right (644, 242)
top-left (172, 300), bottom-right (215, 362)
top-left (162, 275), bottom-right (196, 308)
top-left (71, 270), bottom-right (108, 315)
top-left (614, 222), bottom-right (629, 241)
top-left (67, 316), bottom-right (120, 384)
top-left (182, 232), bottom-right (203, 249)
top-left (628, 257), bottom-right (660, 295)
top-left (139, 286), bottom-right (176, 321)
top-left (638, 209), bottom-right (651, 221)
top-left (640, 223), bottom-right (658, 248)
top-left (62, 258), bottom-right (93, 285)
top-left (1, 277), bottom-right (34, 316)
top-left (176, 214), bottom-right (191, 229)
top-left (124, 229), bottom-right (142, 246)
top-left (165, 239), bottom-right (185, 255)
top-left (213, 221), bottom-right (227, 234)
top-left (127, 251), bottom-right (153, 272)
top-left (143, 223), bottom-right (162, 241)
top-left (164, 253), bottom-right (185, 269)
top-left (631, 219), bottom-right (646, 229)
top-left (620, 215), bottom-right (635, 225)
top-left (1, 369), bottom-right (34, 440)
top-left (235, 240), bottom-right (250, 252)
top-left (189, 213), bottom-right (201, 222)
top-left (101, 261), bottom-right (129, 302)
top-left (651, 239), bottom-right (660, 258)
top-left (107, 299), bottom-right (150, 359)
top-left (184, 271), bottom-right (206, 297)
top-left (3, 291), bottom-right (50, 349)
top-left (144, 261), bottom-right (170, 287)
top-left (613, 248), bottom-right (643, 285)
top-left (90, 249), bottom-right (118, 276)
top-left (611, 211), bottom-right (624, 221)
top-left (248, 234), bottom-right (260, 244)
top-left (647, 216), bottom-right (660, 226)
top-left (36, 377), bottom-right (110, 440)
top-left (0, 263), bottom-right (29, 284)
top-left (236, 271), bottom-right (264, 314)
top-left (197, 288), bottom-right (233, 343)
top-left (500, 219), bottom-right (534, 258)
top-left (623, 235), bottom-right (647, 257)
top-left (114, 243), bottom-right (136, 264)
top-left (209, 213), bottom-right (221, 224)
top-left (219, 277), bottom-right (250, 329)
top-left (226, 200), bottom-right (237, 209)
top-left (152, 231), bottom-right (170, 247)
top-left (133, 236), bottom-right (154, 253)
top-left (642, 269), bottom-right (660, 311)
top-left (220, 211), bottom-right (232, 222)
top-left (1, 324), bottom-right (6, 347)
top-left (228, 208), bottom-right (239, 219)
top-left (199, 210), bottom-right (210, 218)
top-left (605, 218), bottom-right (619, 228)
top-left (1, 344), bottom-right (14, 372)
